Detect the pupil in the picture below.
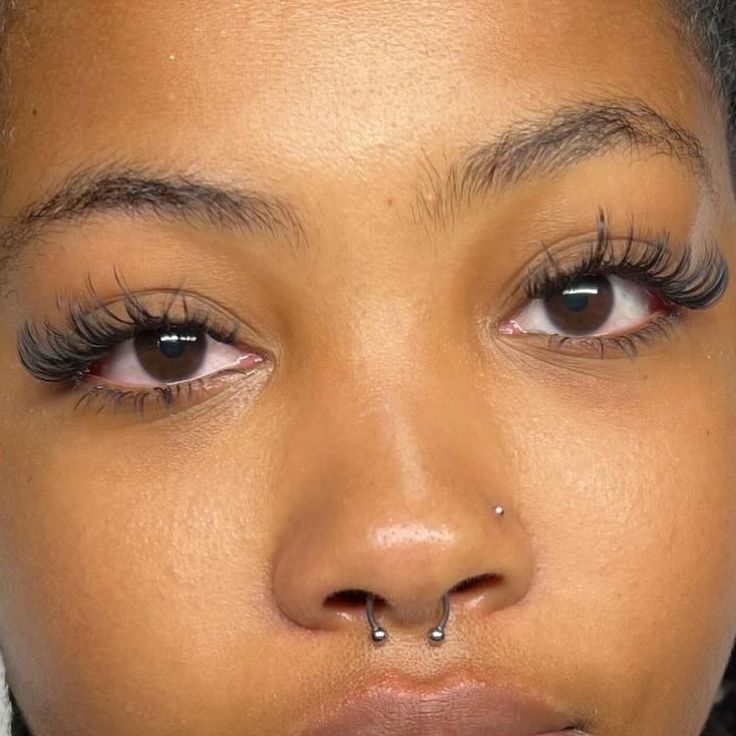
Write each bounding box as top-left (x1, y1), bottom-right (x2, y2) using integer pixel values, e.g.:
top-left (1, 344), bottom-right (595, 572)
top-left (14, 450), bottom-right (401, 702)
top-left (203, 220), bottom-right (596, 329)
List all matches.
top-left (561, 291), bottom-right (590, 313)
top-left (158, 333), bottom-right (191, 359)
top-left (544, 276), bottom-right (614, 336)
top-left (134, 325), bottom-right (207, 381)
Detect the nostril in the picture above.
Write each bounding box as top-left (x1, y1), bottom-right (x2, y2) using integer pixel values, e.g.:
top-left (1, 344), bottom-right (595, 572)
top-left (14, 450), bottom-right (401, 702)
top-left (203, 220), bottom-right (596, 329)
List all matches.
top-left (324, 578), bottom-right (500, 613)
top-left (450, 573), bottom-right (501, 597)
top-left (325, 589), bottom-right (376, 610)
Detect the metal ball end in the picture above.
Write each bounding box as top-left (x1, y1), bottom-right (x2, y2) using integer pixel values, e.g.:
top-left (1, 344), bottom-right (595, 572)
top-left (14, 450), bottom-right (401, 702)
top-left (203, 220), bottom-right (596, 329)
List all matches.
top-left (371, 628), bottom-right (388, 644)
top-left (494, 505), bottom-right (505, 517)
top-left (428, 628), bottom-right (445, 644)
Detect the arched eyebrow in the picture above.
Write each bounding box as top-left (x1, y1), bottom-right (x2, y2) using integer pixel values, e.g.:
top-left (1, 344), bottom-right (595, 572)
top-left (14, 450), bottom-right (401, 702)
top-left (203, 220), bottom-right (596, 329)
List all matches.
top-left (0, 98), bottom-right (712, 288)
top-left (412, 98), bottom-right (712, 230)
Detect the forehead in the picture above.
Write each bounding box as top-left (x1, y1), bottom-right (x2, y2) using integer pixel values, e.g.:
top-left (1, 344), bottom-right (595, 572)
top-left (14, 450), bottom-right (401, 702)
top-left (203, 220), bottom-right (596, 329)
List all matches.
top-left (0, 0), bottom-right (712, 212)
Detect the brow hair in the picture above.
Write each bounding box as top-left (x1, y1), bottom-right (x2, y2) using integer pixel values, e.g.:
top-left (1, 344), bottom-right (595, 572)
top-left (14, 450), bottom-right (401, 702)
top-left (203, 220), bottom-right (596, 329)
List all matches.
top-left (669, 0), bottom-right (736, 174)
top-left (10, 166), bottom-right (306, 240)
top-left (0, 96), bottom-right (709, 292)
top-left (0, 164), bottom-right (309, 293)
top-left (411, 98), bottom-right (710, 232)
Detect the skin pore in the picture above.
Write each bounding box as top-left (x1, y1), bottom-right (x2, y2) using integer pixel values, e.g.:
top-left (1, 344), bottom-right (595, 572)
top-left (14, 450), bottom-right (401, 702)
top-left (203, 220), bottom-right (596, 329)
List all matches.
top-left (0, 1), bottom-right (735, 734)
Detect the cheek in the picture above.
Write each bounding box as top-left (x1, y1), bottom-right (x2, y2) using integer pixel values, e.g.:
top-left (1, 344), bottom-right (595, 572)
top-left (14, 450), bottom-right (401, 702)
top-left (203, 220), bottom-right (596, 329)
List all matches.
top-left (511, 369), bottom-right (736, 727)
top-left (0, 399), bottom-right (280, 733)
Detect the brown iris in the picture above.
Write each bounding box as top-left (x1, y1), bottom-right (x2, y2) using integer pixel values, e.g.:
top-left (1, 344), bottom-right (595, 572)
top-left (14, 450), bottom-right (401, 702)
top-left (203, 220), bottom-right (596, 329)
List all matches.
top-left (543, 276), bottom-right (614, 336)
top-left (134, 325), bottom-right (207, 382)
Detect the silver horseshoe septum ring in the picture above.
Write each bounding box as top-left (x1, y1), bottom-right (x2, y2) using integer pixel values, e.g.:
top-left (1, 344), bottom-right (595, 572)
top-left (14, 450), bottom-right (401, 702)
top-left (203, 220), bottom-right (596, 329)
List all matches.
top-left (366, 592), bottom-right (451, 645)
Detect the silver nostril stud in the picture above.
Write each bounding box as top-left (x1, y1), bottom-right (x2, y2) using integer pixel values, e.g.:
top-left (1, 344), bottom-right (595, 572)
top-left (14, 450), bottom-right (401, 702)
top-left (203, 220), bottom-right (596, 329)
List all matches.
top-left (494, 505), bottom-right (505, 517)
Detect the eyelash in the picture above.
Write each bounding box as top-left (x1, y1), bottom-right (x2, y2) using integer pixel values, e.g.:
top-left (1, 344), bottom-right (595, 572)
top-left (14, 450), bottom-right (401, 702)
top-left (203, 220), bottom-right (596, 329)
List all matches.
top-left (17, 212), bottom-right (730, 416)
top-left (513, 209), bottom-right (729, 357)
top-left (17, 272), bottom-right (258, 416)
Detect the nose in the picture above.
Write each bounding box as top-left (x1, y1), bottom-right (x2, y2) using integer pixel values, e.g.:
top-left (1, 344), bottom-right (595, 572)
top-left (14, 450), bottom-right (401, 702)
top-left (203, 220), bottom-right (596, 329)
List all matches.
top-left (270, 389), bottom-right (535, 641)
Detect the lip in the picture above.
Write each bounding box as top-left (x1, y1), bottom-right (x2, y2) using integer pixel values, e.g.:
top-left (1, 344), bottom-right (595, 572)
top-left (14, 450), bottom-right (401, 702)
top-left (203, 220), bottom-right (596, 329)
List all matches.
top-left (295, 676), bottom-right (574, 736)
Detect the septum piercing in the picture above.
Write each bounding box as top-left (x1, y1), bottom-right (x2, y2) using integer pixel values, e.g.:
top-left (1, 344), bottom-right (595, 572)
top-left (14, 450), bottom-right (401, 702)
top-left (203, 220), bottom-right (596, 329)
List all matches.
top-left (427, 593), bottom-right (451, 644)
top-left (366, 593), bottom-right (387, 644)
top-left (366, 592), bottom-right (451, 645)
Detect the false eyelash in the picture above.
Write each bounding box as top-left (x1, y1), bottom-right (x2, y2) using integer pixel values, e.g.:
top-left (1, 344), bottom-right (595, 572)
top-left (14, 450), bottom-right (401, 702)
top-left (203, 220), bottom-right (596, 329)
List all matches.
top-left (544, 310), bottom-right (682, 359)
top-left (522, 208), bottom-right (729, 310)
top-left (17, 270), bottom-right (241, 384)
top-left (73, 378), bottom-right (209, 416)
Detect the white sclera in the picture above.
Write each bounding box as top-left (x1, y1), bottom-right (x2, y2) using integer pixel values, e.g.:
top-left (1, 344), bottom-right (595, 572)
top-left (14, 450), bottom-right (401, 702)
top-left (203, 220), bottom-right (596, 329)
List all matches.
top-left (508, 275), bottom-right (653, 337)
top-left (96, 332), bottom-right (257, 387)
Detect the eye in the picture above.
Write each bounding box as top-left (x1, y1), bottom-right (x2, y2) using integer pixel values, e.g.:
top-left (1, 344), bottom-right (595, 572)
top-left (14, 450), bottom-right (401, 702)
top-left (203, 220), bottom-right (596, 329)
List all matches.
top-left (89, 323), bottom-right (263, 387)
top-left (500, 274), bottom-right (665, 338)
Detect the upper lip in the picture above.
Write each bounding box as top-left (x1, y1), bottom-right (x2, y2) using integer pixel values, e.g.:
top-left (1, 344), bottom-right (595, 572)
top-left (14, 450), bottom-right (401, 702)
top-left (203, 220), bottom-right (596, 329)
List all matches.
top-left (293, 673), bottom-right (574, 736)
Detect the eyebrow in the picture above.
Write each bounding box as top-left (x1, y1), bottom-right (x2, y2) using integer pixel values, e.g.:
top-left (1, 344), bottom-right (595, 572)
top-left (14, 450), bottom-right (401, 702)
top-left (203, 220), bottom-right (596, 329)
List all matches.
top-left (0, 166), bottom-right (308, 285)
top-left (412, 98), bottom-right (711, 230)
top-left (0, 99), bottom-right (711, 285)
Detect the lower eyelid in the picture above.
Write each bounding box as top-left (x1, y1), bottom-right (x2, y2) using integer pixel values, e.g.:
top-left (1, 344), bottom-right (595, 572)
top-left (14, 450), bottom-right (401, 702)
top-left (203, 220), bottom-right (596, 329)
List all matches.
top-left (73, 360), bottom-right (270, 418)
top-left (500, 310), bottom-right (683, 360)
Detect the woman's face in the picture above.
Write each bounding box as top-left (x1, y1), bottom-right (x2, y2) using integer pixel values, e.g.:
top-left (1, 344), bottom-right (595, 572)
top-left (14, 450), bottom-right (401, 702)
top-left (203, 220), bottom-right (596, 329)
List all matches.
top-left (0, 1), bottom-right (734, 734)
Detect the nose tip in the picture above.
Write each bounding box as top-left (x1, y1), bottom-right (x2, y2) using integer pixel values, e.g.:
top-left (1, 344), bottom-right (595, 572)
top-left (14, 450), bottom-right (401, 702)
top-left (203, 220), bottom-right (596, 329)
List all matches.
top-left (271, 492), bottom-right (535, 640)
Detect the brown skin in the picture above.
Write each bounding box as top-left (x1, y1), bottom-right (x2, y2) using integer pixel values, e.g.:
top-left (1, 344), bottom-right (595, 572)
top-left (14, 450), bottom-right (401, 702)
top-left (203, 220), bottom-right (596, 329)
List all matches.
top-left (0, 1), bottom-right (734, 734)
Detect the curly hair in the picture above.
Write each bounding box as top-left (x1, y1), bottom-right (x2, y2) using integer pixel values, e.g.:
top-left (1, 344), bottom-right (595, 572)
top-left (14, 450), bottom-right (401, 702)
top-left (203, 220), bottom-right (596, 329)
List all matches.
top-left (707, 653), bottom-right (736, 734)
top-left (2, 1), bottom-right (736, 735)
top-left (675, 5), bottom-right (736, 732)
top-left (670, 0), bottom-right (736, 176)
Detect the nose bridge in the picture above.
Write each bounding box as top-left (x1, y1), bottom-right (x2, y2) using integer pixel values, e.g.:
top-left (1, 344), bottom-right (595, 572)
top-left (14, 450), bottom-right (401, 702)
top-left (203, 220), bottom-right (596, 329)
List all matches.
top-left (294, 340), bottom-right (486, 517)
top-left (271, 358), bottom-right (535, 637)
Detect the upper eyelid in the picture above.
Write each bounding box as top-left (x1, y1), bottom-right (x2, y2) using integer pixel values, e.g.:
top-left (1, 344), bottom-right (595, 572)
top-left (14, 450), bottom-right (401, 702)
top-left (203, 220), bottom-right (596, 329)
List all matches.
top-left (524, 240), bottom-right (729, 302)
top-left (515, 212), bottom-right (728, 307)
top-left (60, 272), bottom-right (268, 344)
